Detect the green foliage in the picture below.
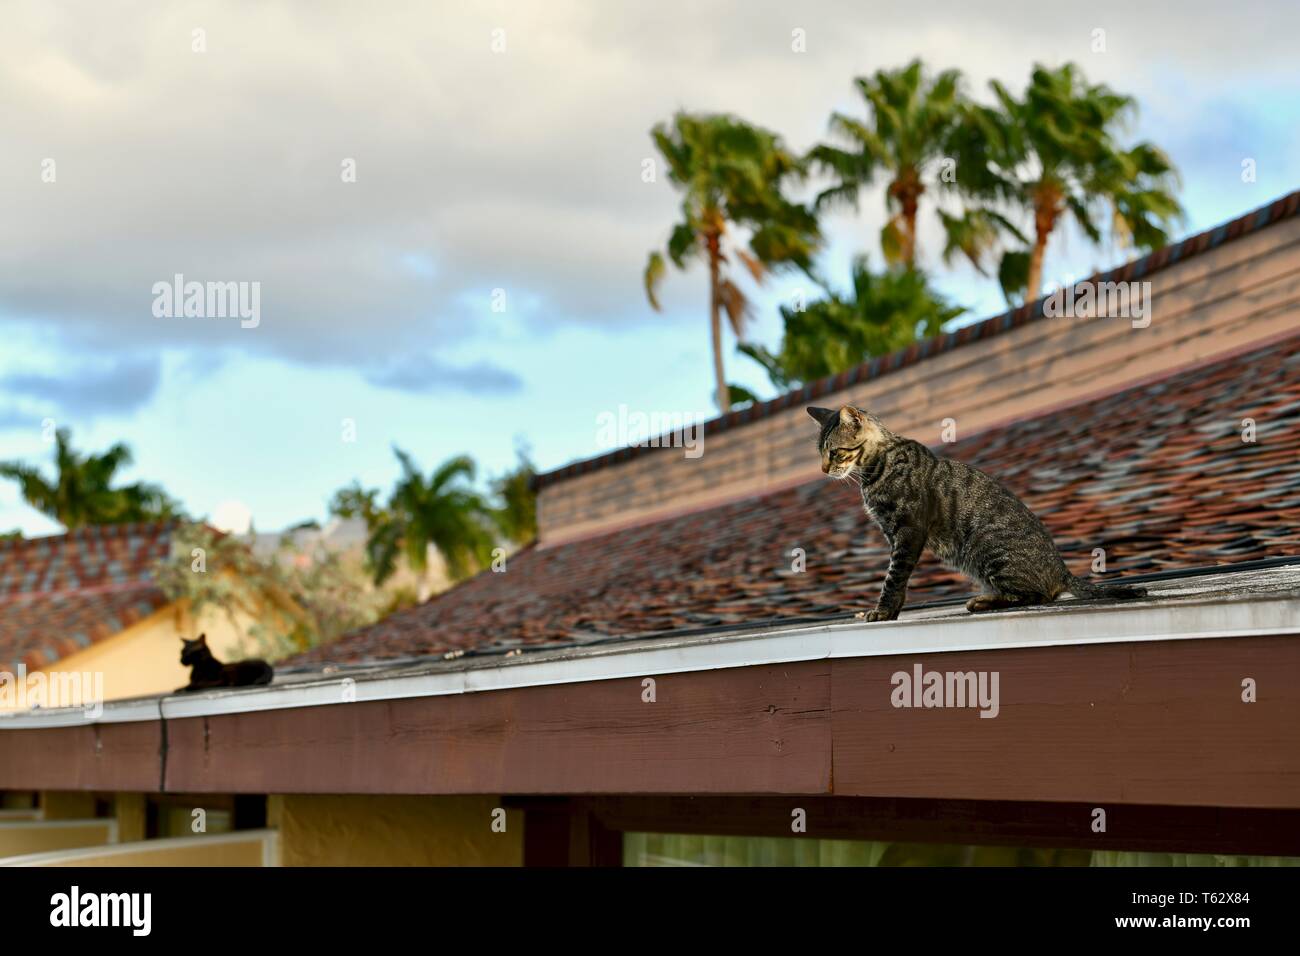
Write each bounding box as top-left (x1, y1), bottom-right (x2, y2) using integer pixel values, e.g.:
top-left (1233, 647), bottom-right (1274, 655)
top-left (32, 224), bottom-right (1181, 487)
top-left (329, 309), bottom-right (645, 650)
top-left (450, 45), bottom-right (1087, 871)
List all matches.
top-left (810, 58), bottom-right (969, 269)
top-left (328, 482), bottom-right (384, 526)
top-left (726, 383), bottom-right (763, 408)
top-left (647, 60), bottom-right (1185, 408)
top-left (154, 522), bottom-right (388, 659)
top-left (328, 446), bottom-right (537, 591)
top-left (739, 261), bottom-right (963, 390)
top-left (938, 206), bottom-right (1027, 275)
top-left (955, 62), bottom-right (1183, 299)
top-left (491, 448), bottom-right (537, 547)
top-left (997, 250), bottom-right (1031, 304)
top-left (339, 449), bottom-right (497, 587)
top-left (276, 539), bottom-right (394, 651)
top-left (0, 428), bottom-right (180, 529)
top-left (644, 111), bottom-right (822, 412)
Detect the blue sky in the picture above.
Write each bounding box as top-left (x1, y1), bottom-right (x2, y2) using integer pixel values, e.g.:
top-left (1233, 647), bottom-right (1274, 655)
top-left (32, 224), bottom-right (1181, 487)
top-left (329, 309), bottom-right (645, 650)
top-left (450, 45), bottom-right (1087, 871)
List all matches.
top-left (2, 1), bottom-right (1298, 536)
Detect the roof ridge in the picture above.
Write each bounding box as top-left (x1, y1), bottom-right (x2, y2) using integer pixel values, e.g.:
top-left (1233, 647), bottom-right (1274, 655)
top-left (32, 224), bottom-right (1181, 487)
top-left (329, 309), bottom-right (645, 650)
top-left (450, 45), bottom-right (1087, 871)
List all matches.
top-left (525, 327), bottom-right (1300, 551)
top-left (535, 188), bottom-right (1300, 491)
top-left (0, 579), bottom-right (163, 606)
top-left (0, 519), bottom-right (181, 553)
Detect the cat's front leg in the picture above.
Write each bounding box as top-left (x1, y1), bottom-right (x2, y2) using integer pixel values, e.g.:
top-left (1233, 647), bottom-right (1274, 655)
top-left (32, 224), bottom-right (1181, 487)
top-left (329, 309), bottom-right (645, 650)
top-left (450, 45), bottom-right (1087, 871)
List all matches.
top-left (862, 526), bottom-right (925, 622)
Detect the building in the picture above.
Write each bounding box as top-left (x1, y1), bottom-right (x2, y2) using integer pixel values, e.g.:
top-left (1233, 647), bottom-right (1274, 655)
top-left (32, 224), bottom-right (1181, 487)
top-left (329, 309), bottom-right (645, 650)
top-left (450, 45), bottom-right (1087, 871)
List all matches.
top-left (1, 191), bottom-right (1298, 866)
top-left (0, 522), bottom-right (266, 709)
top-left (243, 516), bottom-right (453, 602)
top-left (242, 516), bottom-right (370, 564)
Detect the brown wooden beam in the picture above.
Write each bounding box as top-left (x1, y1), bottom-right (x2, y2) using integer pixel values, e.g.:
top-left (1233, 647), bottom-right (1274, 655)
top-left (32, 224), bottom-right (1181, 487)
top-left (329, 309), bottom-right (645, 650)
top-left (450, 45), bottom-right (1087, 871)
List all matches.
top-left (830, 635), bottom-right (1300, 806)
top-left (0, 636), bottom-right (1296, 812)
top-left (161, 662), bottom-right (833, 796)
top-left (578, 795), bottom-right (1300, 857)
top-left (516, 798), bottom-right (623, 866)
top-left (520, 798), bottom-right (570, 867)
top-left (0, 721), bottom-right (160, 793)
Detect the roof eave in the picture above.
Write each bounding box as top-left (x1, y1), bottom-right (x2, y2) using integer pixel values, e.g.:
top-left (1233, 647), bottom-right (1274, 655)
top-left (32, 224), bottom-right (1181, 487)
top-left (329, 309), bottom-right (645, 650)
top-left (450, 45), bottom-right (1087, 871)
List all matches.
top-left (4, 565), bottom-right (1299, 730)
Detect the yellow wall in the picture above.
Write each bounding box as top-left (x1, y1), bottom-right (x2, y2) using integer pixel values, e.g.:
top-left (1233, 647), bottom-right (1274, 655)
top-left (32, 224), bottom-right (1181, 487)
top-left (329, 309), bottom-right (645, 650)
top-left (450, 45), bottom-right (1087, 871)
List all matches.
top-left (3, 793), bottom-right (524, 865)
top-left (3, 599), bottom-right (262, 707)
top-left (115, 793), bottom-right (146, 843)
top-left (40, 791), bottom-right (97, 819)
top-left (273, 794), bottom-right (523, 866)
top-left (0, 820), bottom-right (116, 857)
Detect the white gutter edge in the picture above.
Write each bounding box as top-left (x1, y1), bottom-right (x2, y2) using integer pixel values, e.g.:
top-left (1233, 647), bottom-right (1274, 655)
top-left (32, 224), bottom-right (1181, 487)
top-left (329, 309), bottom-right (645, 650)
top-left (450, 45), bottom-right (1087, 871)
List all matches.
top-left (1, 588), bottom-right (1298, 730)
top-left (0, 828), bottom-right (276, 867)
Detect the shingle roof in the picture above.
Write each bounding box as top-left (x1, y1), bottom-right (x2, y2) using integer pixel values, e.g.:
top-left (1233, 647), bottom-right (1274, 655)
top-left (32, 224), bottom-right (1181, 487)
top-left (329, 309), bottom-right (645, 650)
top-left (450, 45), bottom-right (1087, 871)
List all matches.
top-left (295, 331), bottom-right (1300, 666)
top-left (0, 522), bottom-right (179, 670)
top-left (535, 189), bottom-right (1300, 492)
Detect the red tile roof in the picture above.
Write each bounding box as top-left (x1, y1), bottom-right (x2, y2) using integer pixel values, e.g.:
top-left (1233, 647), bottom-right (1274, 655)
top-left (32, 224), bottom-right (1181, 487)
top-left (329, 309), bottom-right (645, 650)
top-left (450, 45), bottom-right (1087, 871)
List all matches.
top-left (295, 331), bottom-right (1300, 666)
top-left (0, 522), bottom-right (178, 670)
top-left (535, 189), bottom-right (1300, 491)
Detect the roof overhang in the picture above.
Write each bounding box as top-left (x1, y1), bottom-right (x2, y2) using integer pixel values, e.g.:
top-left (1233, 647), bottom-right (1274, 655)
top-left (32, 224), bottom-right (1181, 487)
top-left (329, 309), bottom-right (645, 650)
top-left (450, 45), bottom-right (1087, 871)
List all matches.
top-left (2, 565), bottom-right (1298, 806)
top-left (5, 563), bottom-right (1299, 729)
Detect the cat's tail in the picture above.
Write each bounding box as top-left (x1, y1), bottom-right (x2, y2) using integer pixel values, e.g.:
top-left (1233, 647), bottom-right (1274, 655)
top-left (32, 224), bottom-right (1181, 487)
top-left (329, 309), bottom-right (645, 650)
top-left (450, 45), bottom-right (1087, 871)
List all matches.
top-left (1068, 575), bottom-right (1148, 601)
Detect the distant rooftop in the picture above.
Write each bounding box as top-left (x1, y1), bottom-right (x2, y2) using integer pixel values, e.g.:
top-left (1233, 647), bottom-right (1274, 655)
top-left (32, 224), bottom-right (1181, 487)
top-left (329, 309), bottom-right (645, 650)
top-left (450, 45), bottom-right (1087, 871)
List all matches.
top-left (240, 516), bottom-right (368, 562)
top-left (0, 521), bottom-right (179, 671)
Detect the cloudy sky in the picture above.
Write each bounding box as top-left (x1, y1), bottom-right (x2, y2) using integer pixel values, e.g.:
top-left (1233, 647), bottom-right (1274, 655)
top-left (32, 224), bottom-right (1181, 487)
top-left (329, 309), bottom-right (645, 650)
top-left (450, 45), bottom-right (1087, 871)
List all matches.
top-left (2, 0), bottom-right (1297, 535)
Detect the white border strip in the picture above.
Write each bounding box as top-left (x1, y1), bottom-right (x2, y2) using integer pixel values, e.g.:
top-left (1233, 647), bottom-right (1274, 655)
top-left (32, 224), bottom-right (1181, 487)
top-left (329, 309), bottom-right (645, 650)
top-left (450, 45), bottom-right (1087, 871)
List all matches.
top-left (2, 588), bottom-right (1298, 730)
top-left (0, 828), bottom-right (277, 867)
top-left (0, 809), bottom-right (43, 820)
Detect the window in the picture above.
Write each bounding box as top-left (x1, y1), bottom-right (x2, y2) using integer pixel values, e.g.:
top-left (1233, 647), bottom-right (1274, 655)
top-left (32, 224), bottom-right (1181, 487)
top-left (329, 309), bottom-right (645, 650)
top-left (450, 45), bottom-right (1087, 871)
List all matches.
top-left (623, 833), bottom-right (1300, 867)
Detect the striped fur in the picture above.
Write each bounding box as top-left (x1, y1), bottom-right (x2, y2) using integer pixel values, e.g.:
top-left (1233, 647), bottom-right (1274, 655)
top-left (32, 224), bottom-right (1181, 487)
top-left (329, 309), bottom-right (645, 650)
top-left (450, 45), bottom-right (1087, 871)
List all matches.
top-left (808, 405), bottom-right (1147, 620)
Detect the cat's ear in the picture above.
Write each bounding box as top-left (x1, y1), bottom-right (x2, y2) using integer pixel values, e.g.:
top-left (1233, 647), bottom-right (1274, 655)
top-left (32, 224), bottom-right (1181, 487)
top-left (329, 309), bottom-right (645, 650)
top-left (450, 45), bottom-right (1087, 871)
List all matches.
top-left (806, 406), bottom-right (837, 427)
top-left (196, 633), bottom-right (207, 645)
top-left (839, 405), bottom-right (864, 429)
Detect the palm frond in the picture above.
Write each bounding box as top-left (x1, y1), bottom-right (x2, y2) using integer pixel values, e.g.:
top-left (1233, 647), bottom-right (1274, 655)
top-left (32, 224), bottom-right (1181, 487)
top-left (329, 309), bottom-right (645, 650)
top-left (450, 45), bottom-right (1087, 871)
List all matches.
top-left (643, 251), bottom-right (666, 310)
top-left (998, 250), bottom-right (1031, 305)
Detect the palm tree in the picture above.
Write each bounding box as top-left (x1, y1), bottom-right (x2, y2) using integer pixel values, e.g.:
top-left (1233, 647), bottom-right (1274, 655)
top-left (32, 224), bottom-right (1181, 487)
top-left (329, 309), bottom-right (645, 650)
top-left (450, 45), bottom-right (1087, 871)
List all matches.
top-left (738, 260), bottom-right (964, 390)
top-left (961, 63), bottom-right (1183, 301)
top-left (810, 59), bottom-right (977, 270)
top-left (365, 449), bottom-right (496, 587)
top-left (644, 112), bottom-right (821, 413)
top-left (491, 448), bottom-right (537, 548)
top-left (0, 427), bottom-right (178, 528)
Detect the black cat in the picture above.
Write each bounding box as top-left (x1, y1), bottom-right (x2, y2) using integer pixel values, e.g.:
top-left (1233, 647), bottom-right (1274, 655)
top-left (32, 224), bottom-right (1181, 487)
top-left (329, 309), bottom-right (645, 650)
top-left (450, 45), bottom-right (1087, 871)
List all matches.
top-left (177, 634), bottom-right (274, 692)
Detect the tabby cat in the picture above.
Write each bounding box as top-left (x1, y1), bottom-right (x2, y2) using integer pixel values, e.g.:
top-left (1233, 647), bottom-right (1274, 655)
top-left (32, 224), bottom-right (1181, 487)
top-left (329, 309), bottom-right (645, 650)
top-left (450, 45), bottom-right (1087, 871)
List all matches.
top-left (177, 634), bottom-right (274, 692)
top-left (808, 405), bottom-right (1147, 621)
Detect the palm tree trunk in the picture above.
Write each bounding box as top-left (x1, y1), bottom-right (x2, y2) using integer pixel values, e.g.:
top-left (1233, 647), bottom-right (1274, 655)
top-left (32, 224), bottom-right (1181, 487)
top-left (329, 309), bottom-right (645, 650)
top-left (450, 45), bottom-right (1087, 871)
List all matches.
top-left (891, 172), bottom-right (923, 269)
top-left (1026, 229), bottom-right (1048, 302)
top-left (901, 193), bottom-right (919, 269)
top-left (1026, 187), bottom-right (1060, 301)
top-left (706, 233), bottom-right (728, 413)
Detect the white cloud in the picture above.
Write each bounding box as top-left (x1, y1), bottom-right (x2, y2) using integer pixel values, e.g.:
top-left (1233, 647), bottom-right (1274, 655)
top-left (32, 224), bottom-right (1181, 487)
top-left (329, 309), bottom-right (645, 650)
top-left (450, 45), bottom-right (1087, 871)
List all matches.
top-left (1, 0), bottom-right (1296, 380)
